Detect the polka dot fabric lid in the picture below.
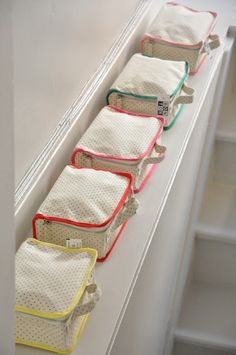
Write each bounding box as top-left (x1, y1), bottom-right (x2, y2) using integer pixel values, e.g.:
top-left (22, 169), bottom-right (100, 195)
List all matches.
top-left (145, 2), bottom-right (217, 47)
top-left (107, 53), bottom-right (188, 99)
top-left (72, 106), bottom-right (165, 161)
top-left (34, 165), bottom-right (133, 228)
top-left (15, 239), bottom-right (97, 319)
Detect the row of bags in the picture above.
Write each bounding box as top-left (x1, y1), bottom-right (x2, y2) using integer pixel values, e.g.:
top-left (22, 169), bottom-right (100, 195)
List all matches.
top-left (16, 2), bottom-right (220, 354)
top-left (33, 104), bottom-right (166, 260)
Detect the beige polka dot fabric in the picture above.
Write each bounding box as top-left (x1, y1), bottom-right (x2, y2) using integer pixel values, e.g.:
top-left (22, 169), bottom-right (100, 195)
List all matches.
top-left (141, 3), bottom-right (219, 73)
top-left (72, 106), bottom-right (166, 191)
top-left (37, 165), bottom-right (131, 225)
top-left (35, 218), bottom-right (124, 260)
top-left (108, 54), bottom-right (187, 97)
top-left (107, 54), bottom-right (194, 129)
top-left (15, 239), bottom-right (100, 354)
top-left (33, 165), bottom-right (139, 260)
top-left (142, 39), bottom-right (201, 72)
top-left (108, 88), bottom-right (186, 128)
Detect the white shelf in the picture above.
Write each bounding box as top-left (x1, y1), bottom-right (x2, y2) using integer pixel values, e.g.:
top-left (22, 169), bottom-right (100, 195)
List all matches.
top-left (198, 182), bottom-right (236, 242)
top-left (216, 86), bottom-right (236, 144)
top-left (175, 281), bottom-right (236, 352)
top-left (15, 51), bottom-right (223, 355)
top-left (15, 1), bottom-right (236, 354)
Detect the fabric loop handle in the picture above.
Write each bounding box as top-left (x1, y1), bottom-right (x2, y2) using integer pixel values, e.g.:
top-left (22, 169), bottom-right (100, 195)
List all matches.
top-left (182, 83), bottom-right (194, 95)
top-left (202, 34), bottom-right (220, 53)
top-left (173, 85), bottom-right (194, 105)
top-left (66, 284), bottom-right (102, 320)
top-left (109, 195), bottom-right (139, 233)
top-left (142, 143), bottom-right (166, 166)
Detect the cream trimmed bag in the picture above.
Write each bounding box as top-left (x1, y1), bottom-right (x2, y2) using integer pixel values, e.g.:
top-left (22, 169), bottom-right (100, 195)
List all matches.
top-left (71, 105), bottom-right (166, 193)
top-left (141, 2), bottom-right (220, 74)
top-left (33, 165), bottom-right (138, 261)
top-left (15, 238), bottom-right (100, 354)
top-left (106, 53), bottom-right (194, 130)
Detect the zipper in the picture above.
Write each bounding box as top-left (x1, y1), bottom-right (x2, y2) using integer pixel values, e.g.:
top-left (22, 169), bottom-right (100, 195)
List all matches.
top-left (18, 310), bottom-right (72, 324)
top-left (150, 37), bottom-right (202, 51)
top-left (116, 92), bottom-right (176, 121)
top-left (83, 151), bottom-right (141, 167)
top-left (117, 91), bottom-right (173, 103)
top-left (43, 218), bottom-right (109, 234)
top-left (65, 312), bottom-right (74, 347)
top-left (17, 310), bottom-right (74, 348)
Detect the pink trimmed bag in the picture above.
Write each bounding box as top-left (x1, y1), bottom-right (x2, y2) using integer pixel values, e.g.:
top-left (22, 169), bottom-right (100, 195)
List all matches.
top-left (71, 106), bottom-right (166, 193)
top-left (32, 165), bottom-right (139, 262)
top-left (141, 2), bottom-right (220, 74)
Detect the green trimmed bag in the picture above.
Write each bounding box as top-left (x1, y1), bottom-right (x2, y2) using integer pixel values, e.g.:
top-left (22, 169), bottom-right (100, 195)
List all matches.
top-left (15, 238), bottom-right (100, 354)
top-left (107, 53), bottom-right (194, 130)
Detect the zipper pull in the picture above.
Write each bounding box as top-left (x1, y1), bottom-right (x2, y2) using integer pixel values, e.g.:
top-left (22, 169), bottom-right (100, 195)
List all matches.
top-left (83, 153), bottom-right (93, 168)
top-left (65, 313), bottom-right (73, 347)
top-left (116, 94), bottom-right (123, 109)
top-left (203, 41), bottom-right (211, 55)
top-left (43, 220), bottom-right (51, 225)
top-left (147, 40), bottom-right (153, 56)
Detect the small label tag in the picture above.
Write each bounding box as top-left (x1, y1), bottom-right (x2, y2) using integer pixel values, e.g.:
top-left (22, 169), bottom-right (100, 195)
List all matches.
top-left (157, 98), bottom-right (170, 118)
top-left (66, 238), bottom-right (82, 248)
top-left (203, 41), bottom-right (213, 59)
top-left (203, 41), bottom-right (211, 55)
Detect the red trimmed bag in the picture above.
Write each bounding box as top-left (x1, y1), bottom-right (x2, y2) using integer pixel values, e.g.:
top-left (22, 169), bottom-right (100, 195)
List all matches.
top-left (72, 106), bottom-right (166, 193)
top-left (141, 2), bottom-right (220, 74)
top-left (32, 165), bottom-right (139, 262)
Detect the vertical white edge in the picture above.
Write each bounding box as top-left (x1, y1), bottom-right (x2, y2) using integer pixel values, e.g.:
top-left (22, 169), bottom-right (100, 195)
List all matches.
top-left (0, 0), bottom-right (15, 353)
top-left (164, 35), bottom-right (236, 355)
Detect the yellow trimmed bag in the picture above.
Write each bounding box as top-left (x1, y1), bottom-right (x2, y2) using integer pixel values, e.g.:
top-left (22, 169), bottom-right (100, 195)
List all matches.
top-left (71, 105), bottom-right (166, 193)
top-left (33, 165), bottom-right (139, 261)
top-left (15, 238), bottom-right (100, 354)
top-left (106, 53), bottom-right (194, 130)
top-left (141, 2), bottom-right (220, 74)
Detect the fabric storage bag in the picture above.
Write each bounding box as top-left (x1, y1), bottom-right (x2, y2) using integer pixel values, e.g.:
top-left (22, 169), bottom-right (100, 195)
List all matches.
top-left (71, 105), bottom-right (166, 193)
top-left (15, 238), bottom-right (100, 354)
top-left (141, 2), bottom-right (220, 74)
top-left (33, 165), bottom-right (138, 261)
top-left (106, 53), bottom-right (194, 130)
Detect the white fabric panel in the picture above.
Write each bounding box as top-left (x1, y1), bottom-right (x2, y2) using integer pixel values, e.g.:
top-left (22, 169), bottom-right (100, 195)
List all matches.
top-left (15, 239), bottom-right (95, 315)
top-left (149, 3), bottom-right (215, 44)
top-left (77, 106), bottom-right (162, 158)
top-left (110, 54), bottom-right (186, 97)
top-left (38, 166), bottom-right (129, 225)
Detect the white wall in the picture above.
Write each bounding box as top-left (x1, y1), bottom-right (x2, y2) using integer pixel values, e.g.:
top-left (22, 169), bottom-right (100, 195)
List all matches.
top-left (13, 0), bottom-right (140, 186)
top-left (0, 1), bottom-right (15, 354)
